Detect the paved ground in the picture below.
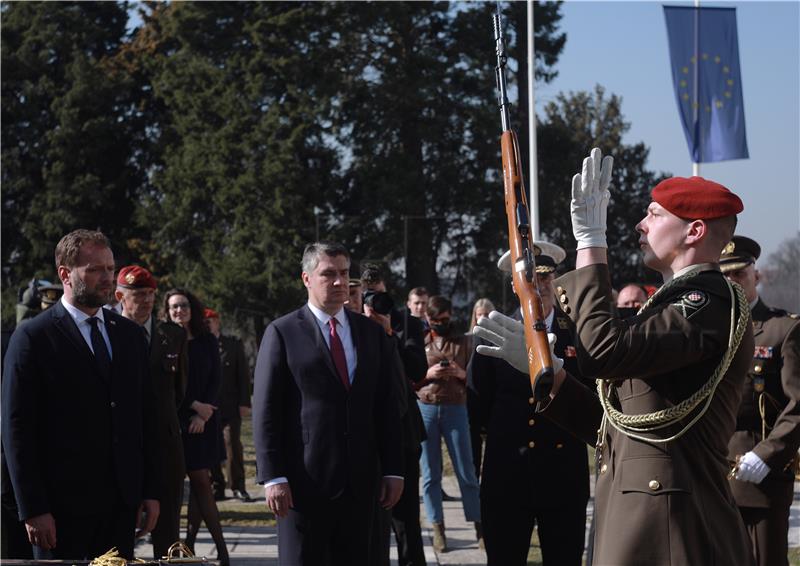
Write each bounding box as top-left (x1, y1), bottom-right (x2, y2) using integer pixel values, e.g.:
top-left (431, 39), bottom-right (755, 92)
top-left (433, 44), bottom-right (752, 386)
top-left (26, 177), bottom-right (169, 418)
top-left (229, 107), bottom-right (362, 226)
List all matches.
top-left (135, 478), bottom-right (800, 565)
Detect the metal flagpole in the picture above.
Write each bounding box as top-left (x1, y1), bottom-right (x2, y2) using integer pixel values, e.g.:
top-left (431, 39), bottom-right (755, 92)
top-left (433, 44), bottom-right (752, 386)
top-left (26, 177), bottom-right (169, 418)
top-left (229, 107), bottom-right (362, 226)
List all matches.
top-left (527, 0), bottom-right (540, 238)
top-left (692, 0), bottom-right (700, 176)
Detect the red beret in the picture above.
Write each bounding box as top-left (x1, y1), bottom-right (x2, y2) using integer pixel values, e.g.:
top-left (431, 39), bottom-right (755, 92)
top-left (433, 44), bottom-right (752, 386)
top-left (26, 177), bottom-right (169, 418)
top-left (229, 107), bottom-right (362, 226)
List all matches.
top-left (204, 308), bottom-right (219, 320)
top-left (651, 176), bottom-right (743, 220)
top-left (117, 265), bottom-right (157, 289)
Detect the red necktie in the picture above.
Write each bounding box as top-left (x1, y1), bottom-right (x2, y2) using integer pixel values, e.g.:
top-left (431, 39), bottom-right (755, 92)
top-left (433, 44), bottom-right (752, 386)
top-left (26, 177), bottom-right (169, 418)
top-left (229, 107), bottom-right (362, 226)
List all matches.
top-left (328, 318), bottom-right (350, 390)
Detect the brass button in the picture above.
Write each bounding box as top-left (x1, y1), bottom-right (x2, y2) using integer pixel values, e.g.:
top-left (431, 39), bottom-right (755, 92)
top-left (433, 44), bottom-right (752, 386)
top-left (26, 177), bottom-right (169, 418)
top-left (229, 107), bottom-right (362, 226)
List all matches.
top-left (556, 443), bottom-right (563, 449)
top-left (110, 401), bottom-right (116, 408)
top-left (528, 441), bottom-right (535, 448)
top-left (528, 397), bottom-right (535, 405)
top-left (560, 295), bottom-right (568, 304)
top-left (600, 464), bottom-right (608, 474)
top-left (648, 480), bottom-right (661, 491)
top-left (563, 306), bottom-right (571, 314)
top-left (528, 418), bottom-right (535, 426)
top-left (754, 364), bottom-right (763, 374)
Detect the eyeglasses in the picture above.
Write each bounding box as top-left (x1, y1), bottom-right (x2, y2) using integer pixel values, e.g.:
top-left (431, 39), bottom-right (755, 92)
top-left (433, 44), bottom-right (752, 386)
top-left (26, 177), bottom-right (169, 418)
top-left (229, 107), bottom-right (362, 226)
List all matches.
top-left (169, 302), bottom-right (190, 310)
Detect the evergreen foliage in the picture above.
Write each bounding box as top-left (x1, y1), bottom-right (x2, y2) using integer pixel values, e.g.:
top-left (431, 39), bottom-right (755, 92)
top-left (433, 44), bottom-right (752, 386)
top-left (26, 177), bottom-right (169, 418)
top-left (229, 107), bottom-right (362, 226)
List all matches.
top-left (1, 1), bottom-right (666, 330)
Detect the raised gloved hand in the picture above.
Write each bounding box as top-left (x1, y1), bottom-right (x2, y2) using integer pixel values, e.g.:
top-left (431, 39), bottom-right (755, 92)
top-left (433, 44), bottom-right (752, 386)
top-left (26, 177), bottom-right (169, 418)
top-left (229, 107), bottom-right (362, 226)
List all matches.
top-left (735, 451), bottom-right (771, 484)
top-left (473, 311), bottom-right (564, 376)
top-left (571, 147), bottom-right (613, 249)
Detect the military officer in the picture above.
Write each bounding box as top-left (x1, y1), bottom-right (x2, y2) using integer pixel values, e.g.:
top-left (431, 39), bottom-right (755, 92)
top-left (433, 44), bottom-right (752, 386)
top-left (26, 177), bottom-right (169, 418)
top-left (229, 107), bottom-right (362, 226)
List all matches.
top-left (115, 265), bottom-right (188, 559)
top-left (468, 242), bottom-right (591, 566)
top-left (204, 308), bottom-right (252, 502)
top-left (474, 148), bottom-right (755, 565)
top-left (720, 235), bottom-right (800, 566)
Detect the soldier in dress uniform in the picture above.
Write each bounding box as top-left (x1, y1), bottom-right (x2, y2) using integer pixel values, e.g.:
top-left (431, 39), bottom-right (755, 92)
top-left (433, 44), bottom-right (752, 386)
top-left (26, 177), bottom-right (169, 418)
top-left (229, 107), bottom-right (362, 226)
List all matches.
top-left (115, 265), bottom-right (188, 559)
top-left (204, 308), bottom-right (252, 502)
top-left (474, 148), bottom-right (755, 565)
top-left (468, 241), bottom-right (591, 566)
top-left (720, 236), bottom-right (800, 566)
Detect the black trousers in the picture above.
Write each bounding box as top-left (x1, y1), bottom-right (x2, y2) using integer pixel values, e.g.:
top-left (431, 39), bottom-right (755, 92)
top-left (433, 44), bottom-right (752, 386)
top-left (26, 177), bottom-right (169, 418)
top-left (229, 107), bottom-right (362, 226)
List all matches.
top-left (740, 505), bottom-right (790, 566)
top-left (391, 454), bottom-right (425, 566)
top-left (32, 500), bottom-right (138, 560)
top-left (1, 502), bottom-right (33, 559)
top-left (482, 494), bottom-right (586, 566)
top-left (277, 490), bottom-right (374, 566)
top-left (150, 466), bottom-right (185, 558)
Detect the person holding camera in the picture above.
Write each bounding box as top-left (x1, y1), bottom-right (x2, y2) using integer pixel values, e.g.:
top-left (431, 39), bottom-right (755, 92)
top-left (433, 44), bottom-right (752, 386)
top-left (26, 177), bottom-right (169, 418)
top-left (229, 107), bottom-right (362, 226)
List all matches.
top-left (416, 295), bottom-right (482, 554)
top-left (361, 265), bottom-right (428, 566)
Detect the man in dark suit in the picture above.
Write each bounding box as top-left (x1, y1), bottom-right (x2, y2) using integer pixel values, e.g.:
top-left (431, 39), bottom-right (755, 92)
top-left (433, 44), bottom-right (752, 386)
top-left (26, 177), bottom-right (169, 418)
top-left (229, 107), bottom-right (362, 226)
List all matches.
top-left (2, 229), bottom-right (160, 560)
top-left (469, 243), bottom-right (590, 566)
top-left (115, 265), bottom-right (187, 559)
top-left (205, 308), bottom-right (252, 502)
top-left (253, 241), bottom-right (404, 566)
top-left (721, 236), bottom-right (800, 566)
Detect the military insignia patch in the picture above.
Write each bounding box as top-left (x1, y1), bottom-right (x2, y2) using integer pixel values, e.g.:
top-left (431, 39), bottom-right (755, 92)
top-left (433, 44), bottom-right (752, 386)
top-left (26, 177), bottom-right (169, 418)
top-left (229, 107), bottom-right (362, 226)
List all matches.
top-left (754, 346), bottom-right (773, 359)
top-left (564, 345), bottom-right (577, 357)
top-left (557, 318), bottom-right (570, 329)
top-left (670, 290), bottom-right (709, 319)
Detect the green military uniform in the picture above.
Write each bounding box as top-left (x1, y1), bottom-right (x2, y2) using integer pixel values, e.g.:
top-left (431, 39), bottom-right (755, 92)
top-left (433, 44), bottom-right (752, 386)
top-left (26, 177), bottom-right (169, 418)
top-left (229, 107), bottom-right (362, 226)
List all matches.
top-left (147, 318), bottom-right (188, 559)
top-left (539, 263), bottom-right (754, 566)
top-left (721, 237), bottom-right (800, 566)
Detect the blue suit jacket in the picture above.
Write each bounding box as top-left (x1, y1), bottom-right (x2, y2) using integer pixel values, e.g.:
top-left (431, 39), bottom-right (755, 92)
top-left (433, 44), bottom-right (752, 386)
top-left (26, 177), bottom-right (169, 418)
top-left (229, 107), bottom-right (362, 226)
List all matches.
top-left (252, 305), bottom-right (403, 510)
top-left (2, 301), bottom-right (159, 520)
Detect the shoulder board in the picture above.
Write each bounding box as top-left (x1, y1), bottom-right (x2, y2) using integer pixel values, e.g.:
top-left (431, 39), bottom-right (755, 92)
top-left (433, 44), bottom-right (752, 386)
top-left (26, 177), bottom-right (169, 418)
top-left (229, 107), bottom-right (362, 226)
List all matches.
top-left (670, 290), bottom-right (710, 320)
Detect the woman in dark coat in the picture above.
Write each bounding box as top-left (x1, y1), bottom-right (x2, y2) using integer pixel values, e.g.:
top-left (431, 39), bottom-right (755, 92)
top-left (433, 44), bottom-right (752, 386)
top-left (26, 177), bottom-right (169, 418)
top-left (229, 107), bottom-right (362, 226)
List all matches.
top-left (163, 289), bottom-right (228, 566)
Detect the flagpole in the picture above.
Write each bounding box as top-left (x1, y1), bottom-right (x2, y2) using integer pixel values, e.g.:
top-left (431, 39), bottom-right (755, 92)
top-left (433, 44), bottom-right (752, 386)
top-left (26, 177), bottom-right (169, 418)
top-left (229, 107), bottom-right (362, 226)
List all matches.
top-left (527, 0), bottom-right (540, 238)
top-left (693, 0), bottom-right (700, 176)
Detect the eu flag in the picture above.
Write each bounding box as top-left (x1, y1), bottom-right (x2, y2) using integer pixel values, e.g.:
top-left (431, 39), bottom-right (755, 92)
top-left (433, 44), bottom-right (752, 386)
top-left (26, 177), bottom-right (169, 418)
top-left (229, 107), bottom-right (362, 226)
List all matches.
top-left (664, 6), bottom-right (748, 163)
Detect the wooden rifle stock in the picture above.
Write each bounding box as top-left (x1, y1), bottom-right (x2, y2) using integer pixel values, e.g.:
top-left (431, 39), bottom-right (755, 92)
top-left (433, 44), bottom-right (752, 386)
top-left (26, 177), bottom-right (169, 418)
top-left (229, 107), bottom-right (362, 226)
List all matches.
top-left (500, 130), bottom-right (554, 400)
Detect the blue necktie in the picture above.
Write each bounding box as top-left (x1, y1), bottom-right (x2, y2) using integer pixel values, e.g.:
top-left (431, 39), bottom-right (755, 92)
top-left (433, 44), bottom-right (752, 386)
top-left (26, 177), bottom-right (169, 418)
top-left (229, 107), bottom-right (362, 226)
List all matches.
top-left (88, 317), bottom-right (111, 378)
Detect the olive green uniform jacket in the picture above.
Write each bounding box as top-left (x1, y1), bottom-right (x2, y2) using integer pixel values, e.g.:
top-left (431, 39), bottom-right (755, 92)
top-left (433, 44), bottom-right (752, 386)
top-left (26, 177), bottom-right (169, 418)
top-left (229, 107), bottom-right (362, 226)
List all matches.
top-left (539, 263), bottom-right (754, 566)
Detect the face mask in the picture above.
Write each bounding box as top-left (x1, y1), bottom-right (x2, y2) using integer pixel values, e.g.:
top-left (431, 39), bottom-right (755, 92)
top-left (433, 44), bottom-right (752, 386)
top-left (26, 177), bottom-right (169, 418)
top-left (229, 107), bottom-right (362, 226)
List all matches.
top-left (616, 307), bottom-right (639, 319)
top-left (430, 322), bottom-right (451, 336)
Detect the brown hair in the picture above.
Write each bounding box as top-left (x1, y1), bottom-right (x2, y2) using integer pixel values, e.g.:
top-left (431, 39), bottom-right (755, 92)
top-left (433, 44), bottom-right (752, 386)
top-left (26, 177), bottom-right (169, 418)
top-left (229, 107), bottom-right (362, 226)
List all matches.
top-left (161, 288), bottom-right (208, 338)
top-left (427, 295), bottom-right (452, 319)
top-left (54, 229), bottom-right (110, 270)
top-left (408, 286), bottom-right (429, 299)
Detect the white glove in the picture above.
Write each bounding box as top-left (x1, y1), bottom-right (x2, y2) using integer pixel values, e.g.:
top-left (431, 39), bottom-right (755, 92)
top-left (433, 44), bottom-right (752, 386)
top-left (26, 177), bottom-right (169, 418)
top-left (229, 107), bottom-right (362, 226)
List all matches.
top-left (473, 311), bottom-right (564, 376)
top-left (735, 451), bottom-right (771, 484)
top-left (571, 147), bottom-right (613, 250)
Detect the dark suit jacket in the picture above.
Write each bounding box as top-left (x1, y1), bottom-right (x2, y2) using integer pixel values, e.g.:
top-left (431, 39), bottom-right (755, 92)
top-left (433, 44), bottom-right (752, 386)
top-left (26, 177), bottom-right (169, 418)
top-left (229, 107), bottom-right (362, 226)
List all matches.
top-left (2, 301), bottom-right (159, 520)
top-left (390, 308), bottom-right (426, 452)
top-left (253, 305), bottom-right (403, 510)
top-left (469, 306), bottom-right (590, 508)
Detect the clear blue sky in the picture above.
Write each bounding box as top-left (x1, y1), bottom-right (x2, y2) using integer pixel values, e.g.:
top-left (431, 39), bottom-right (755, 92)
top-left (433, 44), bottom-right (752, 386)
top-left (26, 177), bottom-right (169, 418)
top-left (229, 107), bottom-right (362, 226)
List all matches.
top-left (533, 0), bottom-right (800, 261)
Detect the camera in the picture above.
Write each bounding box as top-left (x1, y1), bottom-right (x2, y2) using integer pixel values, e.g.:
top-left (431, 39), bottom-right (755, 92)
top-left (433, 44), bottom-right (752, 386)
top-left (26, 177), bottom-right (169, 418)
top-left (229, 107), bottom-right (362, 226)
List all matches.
top-left (439, 359), bottom-right (450, 367)
top-left (362, 290), bottom-right (395, 316)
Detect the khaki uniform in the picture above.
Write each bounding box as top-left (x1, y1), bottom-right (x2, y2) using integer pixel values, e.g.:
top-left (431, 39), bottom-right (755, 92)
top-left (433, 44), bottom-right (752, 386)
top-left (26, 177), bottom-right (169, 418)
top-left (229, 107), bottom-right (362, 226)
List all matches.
top-left (728, 298), bottom-right (800, 566)
top-left (148, 319), bottom-right (188, 559)
top-left (540, 263), bottom-right (754, 566)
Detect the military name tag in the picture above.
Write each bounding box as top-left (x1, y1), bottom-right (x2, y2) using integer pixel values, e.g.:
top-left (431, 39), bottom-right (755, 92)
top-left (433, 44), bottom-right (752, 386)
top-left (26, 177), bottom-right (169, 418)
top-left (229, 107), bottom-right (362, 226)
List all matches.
top-left (754, 346), bottom-right (773, 359)
top-left (670, 290), bottom-right (709, 320)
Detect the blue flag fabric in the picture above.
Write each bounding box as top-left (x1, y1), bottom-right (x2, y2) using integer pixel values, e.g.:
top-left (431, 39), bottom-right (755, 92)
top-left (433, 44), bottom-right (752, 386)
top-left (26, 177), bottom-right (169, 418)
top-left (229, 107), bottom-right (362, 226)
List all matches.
top-left (664, 6), bottom-right (748, 163)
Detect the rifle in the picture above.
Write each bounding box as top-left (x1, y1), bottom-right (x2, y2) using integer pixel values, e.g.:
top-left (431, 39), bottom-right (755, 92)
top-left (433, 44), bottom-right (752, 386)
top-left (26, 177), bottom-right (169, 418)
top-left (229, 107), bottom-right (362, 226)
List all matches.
top-left (492, 8), bottom-right (554, 400)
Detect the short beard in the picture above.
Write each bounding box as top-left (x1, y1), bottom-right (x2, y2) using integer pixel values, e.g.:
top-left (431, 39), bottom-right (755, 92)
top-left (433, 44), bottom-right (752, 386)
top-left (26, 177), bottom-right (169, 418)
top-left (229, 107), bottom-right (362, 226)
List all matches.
top-left (72, 276), bottom-right (112, 308)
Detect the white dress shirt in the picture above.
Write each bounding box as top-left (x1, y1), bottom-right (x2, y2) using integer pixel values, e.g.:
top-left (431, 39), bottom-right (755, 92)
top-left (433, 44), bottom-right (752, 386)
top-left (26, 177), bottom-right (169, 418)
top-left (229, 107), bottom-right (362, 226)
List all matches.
top-left (61, 296), bottom-right (113, 358)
